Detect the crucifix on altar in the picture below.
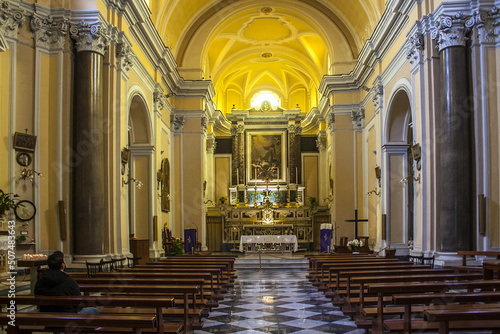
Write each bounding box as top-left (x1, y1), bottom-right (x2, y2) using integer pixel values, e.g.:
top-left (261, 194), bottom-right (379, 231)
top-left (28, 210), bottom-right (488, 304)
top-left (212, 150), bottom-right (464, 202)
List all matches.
top-left (344, 209), bottom-right (368, 239)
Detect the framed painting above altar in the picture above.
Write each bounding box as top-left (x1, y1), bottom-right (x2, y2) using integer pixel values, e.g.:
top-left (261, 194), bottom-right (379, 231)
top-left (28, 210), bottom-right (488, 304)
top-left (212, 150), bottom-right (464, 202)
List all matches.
top-left (247, 131), bottom-right (286, 182)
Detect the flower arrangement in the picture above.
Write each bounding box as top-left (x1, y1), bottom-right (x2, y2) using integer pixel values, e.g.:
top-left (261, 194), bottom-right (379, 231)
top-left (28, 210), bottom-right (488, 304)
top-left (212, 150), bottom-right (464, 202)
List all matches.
top-left (170, 238), bottom-right (185, 255)
top-left (347, 239), bottom-right (364, 252)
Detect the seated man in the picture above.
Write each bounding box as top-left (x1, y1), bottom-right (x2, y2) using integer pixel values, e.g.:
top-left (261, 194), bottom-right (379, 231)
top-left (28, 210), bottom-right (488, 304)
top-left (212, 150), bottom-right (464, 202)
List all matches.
top-left (35, 251), bottom-right (99, 314)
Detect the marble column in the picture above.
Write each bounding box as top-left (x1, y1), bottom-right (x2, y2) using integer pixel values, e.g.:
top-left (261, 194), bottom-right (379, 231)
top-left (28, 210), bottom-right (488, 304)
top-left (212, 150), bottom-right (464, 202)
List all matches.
top-left (432, 14), bottom-right (472, 251)
top-left (70, 21), bottom-right (110, 256)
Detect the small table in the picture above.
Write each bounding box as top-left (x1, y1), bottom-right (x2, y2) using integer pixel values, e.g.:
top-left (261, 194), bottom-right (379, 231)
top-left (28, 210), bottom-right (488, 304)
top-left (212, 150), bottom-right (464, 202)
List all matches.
top-left (17, 259), bottom-right (47, 294)
top-left (239, 235), bottom-right (298, 253)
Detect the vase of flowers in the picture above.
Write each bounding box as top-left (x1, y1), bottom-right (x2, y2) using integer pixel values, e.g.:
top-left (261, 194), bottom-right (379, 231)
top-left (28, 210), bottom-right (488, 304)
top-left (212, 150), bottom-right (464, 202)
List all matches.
top-left (347, 239), bottom-right (364, 253)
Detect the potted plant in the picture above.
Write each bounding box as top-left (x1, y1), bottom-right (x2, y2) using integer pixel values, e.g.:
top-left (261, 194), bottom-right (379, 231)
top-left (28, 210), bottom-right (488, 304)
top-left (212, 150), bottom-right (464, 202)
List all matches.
top-left (15, 235), bottom-right (26, 244)
top-left (0, 189), bottom-right (20, 216)
top-left (219, 196), bottom-right (227, 205)
top-left (170, 238), bottom-right (185, 255)
top-left (308, 196), bottom-right (318, 213)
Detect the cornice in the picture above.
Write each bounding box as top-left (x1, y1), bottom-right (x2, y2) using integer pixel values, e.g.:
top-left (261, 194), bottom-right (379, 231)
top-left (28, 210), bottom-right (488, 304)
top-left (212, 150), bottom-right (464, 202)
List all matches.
top-left (301, 108), bottom-right (321, 134)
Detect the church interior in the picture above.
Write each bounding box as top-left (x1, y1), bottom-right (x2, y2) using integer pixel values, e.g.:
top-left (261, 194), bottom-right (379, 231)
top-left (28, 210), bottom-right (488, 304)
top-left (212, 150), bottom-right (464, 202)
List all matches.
top-left (1, 0), bottom-right (500, 332)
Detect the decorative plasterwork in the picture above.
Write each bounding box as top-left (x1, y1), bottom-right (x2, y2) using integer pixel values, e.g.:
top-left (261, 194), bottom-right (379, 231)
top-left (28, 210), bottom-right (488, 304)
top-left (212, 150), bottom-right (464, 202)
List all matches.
top-left (472, 7), bottom-right (500, 44)
top-left (288, 124), bottom-right (296, 134)
top-left (316, 131), bottom-right (327, 151)
top-left (372, 76), bottom-right (384, 112)
top-left (70, 19), bottom-right (111, 55)
top-left (230, 124), bottom-right (238, 136)
top-left (0, 0), bottom-right (25, 51)
top-left (171, 114), bottom-right (185, 132)
top-left (351, 108), bottom-right (365, 129)
top-left (116, 32), bottom-right (134, 71)
top-left (237, 15), bottom-right (297, 46)
top-left (236, 124), bottom-right (245, 134)
top-left (295, 125), bottom-right (302, 136)
top-left (30, 14), bottom-right (69, 50)
top-left (327, 109), bottom-right (335, 131)
top-left (153, 84), bottom-right (167, 114)
top-left (206, 133), bottom-right (216, 154)
top-left (201, 116), bottom-right (208, 134)
top-left (405, 32), bottom-right (424, 65)
top-left (431, 13), bottom-right (473, 51)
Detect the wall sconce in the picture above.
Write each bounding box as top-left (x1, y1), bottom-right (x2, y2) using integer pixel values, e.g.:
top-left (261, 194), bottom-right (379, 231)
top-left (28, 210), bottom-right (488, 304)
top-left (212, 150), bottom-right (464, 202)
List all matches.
top-left (399, 173), bottom-right (420, 184)
top-left (19, 167), bottom-right (43, 182)
top-left (122, 175), bottom-right (143, 189)
top-left (412, 143), bottom-right (421, 171)
top-left (367, 166), bottom-right (382, 196)
top-left (367, 189), bottom-right (380, 196)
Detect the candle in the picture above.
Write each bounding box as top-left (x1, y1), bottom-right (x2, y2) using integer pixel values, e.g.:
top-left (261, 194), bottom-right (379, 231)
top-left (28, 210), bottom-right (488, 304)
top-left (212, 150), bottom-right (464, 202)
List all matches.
top-left (237, 169), bottom-right (239, 184)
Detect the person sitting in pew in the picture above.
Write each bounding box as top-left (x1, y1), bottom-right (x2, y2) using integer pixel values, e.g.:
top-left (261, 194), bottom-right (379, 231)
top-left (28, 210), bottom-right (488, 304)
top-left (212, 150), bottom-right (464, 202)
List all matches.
top-left (35, 251), bottom-right (99, 315)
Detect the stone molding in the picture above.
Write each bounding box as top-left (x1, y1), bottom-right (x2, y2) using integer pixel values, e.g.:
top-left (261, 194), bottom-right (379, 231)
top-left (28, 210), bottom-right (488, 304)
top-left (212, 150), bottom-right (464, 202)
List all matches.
top-left (201, 116), bottom-right (208, 134)
top-left (116, 40), bottom-right (133, 71)
top-left (70, 19), bottom-right (111, 55)
top-left (372, 77), bottom-right (384, 112)
top-left (327, 109), bottom-right (335, 131)
top-left (431, 13), bottom-right (472, 51)
top-left (30, 14), bottom-right (69, 50)
top-left (153, 85), bottom-right (167, 114)
top-left (316, 131), bottom-right (327, 151)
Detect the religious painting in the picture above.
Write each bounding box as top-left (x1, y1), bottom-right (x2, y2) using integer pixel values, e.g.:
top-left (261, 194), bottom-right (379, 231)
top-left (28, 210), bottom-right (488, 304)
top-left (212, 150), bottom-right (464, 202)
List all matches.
top-left (14, 132), bottom-right (37, 152)
top-left (160, 158), bottom-right (170, 212)
top-left (247, 131), bottom-right (286, 182)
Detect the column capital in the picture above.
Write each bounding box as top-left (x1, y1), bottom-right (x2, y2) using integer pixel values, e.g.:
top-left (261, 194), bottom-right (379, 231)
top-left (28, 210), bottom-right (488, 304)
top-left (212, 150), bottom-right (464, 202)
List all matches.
top-left (116, 41), bottom-right (133, 71)
top-left (432, 13), bottom-right (472, 51)
top-left (288, 124), bottom-right (296, 134)
top-left (471, 7), bottom-right (500, 44)
top-left (70, 19), bottom-right (111, 55)
top-left (316, 131), bottom-right (327, 151)
top-left (351, 108), bottom-right (365, 129)
top-left (405, 32), bottom-right (425, 66)
top-left (171, 113), bottom-right (185, 132)
top-left (154, 85), bottom-right (168, 114)
top-left (30, 14), bottom-right (69, 51)
top-left (372, 77), bottom-right (384, 112)
top-left (327, 108), bottom-right (335, 131)
top-left (0, 0), bottom-right (25, 51)
top-left (206, 133), bottom-right (217, 154)
top-left (201, 116), bottom-right (208, 135)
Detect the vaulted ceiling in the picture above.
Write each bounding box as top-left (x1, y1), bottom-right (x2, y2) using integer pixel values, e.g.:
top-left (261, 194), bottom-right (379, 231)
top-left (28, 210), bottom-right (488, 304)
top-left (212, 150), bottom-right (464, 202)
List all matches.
top-left (149, 0), bottom-right (383, 112)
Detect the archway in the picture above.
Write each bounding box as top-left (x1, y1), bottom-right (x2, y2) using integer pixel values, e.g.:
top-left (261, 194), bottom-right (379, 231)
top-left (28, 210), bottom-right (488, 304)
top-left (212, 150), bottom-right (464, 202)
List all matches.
top-left (127, 94), bottom-right (153, 242)
top-left (384, 89), bottom-right (414, 251)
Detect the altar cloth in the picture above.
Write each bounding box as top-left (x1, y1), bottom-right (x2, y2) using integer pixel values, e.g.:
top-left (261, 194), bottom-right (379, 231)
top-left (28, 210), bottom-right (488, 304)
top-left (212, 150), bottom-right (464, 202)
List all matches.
top-left (239, 235), bottom-right (298, 252)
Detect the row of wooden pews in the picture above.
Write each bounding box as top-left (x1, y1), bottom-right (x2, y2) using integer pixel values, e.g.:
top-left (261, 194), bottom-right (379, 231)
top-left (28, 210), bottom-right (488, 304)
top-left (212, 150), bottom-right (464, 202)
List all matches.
top-left (0, 254), bottom-right (238, 334)
top-left (307, 253), bottom-right (500, 334)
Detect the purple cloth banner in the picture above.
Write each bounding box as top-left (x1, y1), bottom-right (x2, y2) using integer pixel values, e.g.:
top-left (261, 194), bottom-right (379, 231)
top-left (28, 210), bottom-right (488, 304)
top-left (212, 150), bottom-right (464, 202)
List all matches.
top-left (320, 229), bottom-right (332, 253)
top-left (184, 229), bottom-right (196, 254)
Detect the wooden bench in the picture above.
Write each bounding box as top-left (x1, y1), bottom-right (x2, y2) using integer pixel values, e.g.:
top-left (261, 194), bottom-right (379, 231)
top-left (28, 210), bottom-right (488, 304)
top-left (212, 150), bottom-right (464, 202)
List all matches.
top-left (423, 304), bottom-right (500, 334)
top-left (368, 279), bottom-right (500, 333)
top-left (0, 312), bottom-right (156, 334)
top-left (0, 295), bottom-right (181, 334)
top-left (391, 291), bottom-right (500, 333)
top-left (457, 250), bottom-right (500, 266)
top-left (78, 283), bottom-right (200, 330)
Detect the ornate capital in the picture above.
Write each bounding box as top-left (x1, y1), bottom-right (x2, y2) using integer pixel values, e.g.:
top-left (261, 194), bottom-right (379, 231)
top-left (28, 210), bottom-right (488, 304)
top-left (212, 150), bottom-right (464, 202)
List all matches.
top-left (230, 124), bottom-right (238, 136)
top-left (432, 13), bottom-right (472, 51)
top-left (288, 124), bottom-right (296, 134)
top-left (372, 79), bottom-right (384, 111)
top-left (405, 32), bottom-right (424, 65)
top-left (171, 114), bottom-right (185, 132)
top-left (30, 14), bottom-right (69, 51)
top-left (206, 133), bottom-right (217, 154)
top-left (116, 43), bottom-right (133, 71)
top-left (295, 125), bottom-right (302, 136)
top-left (153, 86), bottom-right (167, 114)
top-left (0, 0), bottom-right (25, 51)
top-left (351, 108), bottom-right (365, 129)
top-left (327, 109), bottom-right (335, 131)
top-left (472, 7), bottom-right (500, 44)
top-left (236, 124), bottom-right (245, 134)
top-left (70, 20), bottom-right (111, 55)
top-left (201, 116), bottom-right (208, 134)
top-left (316, 131), bottom-right (327, 151)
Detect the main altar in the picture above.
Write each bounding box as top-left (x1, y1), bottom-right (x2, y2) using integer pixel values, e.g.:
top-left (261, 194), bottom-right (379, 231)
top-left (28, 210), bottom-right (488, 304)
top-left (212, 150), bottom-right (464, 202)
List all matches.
top-left (205, 102), bottom-right (329, 252)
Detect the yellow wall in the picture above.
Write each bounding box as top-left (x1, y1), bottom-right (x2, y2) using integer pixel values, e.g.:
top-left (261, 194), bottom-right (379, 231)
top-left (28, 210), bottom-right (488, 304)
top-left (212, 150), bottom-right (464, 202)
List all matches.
top-left (0, 49), bottom-right (10, 191)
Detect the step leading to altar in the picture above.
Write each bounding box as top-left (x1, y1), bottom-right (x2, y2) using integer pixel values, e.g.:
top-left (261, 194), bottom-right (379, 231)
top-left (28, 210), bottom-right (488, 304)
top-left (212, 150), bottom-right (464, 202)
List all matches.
top-left (234, 253), bottom-right (309, 269)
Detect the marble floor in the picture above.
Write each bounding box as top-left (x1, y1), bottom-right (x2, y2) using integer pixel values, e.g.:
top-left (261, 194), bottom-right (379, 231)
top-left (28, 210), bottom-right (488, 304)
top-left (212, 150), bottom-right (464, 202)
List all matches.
top-left (194, 269), bottom-right (364, 334)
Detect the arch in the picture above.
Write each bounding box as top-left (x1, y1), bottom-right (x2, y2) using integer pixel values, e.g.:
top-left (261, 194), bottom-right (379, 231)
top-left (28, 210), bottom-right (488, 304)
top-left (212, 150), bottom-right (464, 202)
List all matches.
top-left (127, 88), bottom-right (152, 145)
top-left (385, 81), bottom-right (413, 145)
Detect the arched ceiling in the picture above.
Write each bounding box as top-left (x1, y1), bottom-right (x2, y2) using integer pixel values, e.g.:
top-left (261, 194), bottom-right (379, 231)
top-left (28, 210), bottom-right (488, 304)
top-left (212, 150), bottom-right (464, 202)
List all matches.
top-left (150, 0), bottom-right (383, 112)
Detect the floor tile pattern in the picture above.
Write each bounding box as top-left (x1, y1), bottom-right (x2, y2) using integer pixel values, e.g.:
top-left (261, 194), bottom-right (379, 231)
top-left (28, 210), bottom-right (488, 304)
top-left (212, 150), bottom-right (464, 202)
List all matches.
top-left (194, 269), bottom-right (363, 334)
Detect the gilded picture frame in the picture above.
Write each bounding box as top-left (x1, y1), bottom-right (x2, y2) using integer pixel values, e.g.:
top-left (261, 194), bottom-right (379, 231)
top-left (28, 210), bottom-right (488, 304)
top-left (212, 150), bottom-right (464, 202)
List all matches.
top-left (247, 131), bottom-right (286, 182)
top-left (14, 132), bottom-right (37, 152)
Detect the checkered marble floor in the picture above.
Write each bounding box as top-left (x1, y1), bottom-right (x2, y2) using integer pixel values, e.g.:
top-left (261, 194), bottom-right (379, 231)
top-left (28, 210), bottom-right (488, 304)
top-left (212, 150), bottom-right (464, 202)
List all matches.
top-left (194, 269), bottom-right (364, 334)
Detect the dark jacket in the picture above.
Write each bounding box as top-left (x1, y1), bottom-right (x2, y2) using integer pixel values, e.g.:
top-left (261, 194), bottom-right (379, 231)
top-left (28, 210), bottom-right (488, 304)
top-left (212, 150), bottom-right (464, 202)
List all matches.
top-left (34, 269), bottom-right (81, 312)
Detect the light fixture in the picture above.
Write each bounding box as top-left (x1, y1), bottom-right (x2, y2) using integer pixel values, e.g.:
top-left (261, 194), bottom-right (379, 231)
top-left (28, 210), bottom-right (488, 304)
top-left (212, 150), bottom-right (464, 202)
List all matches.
top-left (19, 167), bottom-right (42, 182)
top-left (367, 189), bottom-right (380, 196)
top-left (122, 175), bottom-right (143, 189)
top-left (399, 173), bottom-right (420, 184)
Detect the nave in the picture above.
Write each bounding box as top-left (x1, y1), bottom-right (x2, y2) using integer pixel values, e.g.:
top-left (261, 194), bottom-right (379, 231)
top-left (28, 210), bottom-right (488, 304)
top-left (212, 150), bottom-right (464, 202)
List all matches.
top-left (195, 269), bottom-right (363, 334)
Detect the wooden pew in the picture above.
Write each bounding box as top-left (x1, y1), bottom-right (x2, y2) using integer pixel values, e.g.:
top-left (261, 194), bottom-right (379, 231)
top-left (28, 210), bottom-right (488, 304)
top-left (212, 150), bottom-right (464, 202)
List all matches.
top-left (423, 304), bottom-right (500, 334)
top-left (78, 283), bottom-right (200, 330)
top-left (367, 279), bottom-right (500, 333)
top-left (0, 295), bottom-right (180, 334)
top-left (0, 312), bottom-right (156, 334)
top-left (457, 250), bottom-right (500, 266)
top-left (391, 291), bottom-right (500, 333)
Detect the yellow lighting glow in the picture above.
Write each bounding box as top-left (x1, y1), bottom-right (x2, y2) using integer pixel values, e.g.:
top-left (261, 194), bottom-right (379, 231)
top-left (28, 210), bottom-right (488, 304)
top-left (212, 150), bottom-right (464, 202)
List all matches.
top-left (251, 92), bottom-right (280, 108)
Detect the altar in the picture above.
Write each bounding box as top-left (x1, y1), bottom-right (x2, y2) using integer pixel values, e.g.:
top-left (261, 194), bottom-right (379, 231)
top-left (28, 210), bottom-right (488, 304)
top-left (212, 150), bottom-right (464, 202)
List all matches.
top-left (239, 235), bottom-right (298, 253)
